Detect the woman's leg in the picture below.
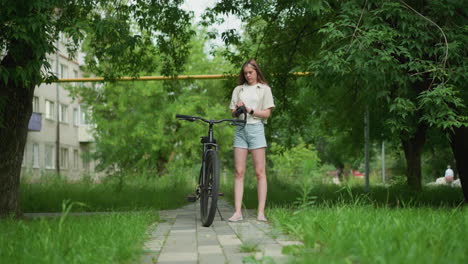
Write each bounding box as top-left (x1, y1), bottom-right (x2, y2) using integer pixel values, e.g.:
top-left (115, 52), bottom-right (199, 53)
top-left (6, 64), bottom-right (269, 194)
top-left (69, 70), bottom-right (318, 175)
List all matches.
top-left (251, 147), bottom-right (267, 220)
top-left (230, 147), bottom-right (248, 220)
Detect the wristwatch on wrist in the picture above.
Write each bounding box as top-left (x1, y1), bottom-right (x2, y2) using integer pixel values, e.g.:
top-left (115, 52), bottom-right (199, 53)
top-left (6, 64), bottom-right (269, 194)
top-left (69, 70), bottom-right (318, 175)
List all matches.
top-left (250, 109), bottom-right (254, 115)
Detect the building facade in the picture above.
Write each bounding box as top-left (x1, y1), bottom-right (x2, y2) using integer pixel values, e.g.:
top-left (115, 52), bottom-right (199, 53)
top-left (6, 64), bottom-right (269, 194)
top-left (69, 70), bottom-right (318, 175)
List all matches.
top-left (21, 36), bottom-right (98, 181)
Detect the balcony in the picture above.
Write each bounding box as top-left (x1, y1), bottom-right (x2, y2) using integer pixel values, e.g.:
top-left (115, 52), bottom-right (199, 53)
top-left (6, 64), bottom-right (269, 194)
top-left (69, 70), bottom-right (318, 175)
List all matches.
top-left (28, 112), bottom-right (42, 131)
top-left (78, 125), bottom-right (94, 142)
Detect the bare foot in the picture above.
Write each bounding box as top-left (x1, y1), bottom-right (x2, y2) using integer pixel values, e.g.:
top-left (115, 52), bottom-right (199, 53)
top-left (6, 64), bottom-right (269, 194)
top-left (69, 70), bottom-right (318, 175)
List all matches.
top-left (228, 213), bottom-right (243, 222)
top-left (257, 214), bottom-right (267, 222)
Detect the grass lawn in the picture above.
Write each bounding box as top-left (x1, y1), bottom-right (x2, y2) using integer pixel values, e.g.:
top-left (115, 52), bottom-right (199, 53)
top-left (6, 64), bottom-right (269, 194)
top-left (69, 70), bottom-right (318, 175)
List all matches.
top-left (11, 170), bottom-right (190, 262)
top-left (19, 169), bottom-right (196, 212)
top-left (221, 174), bottom-right (467, 263)
top-left (0, 211), bottom-right (157, 264)
top-left (270, 205), bottom-right (467, 264)
top-left (222, 175), bottom-right (465, 208)
top-left (9, 165), bottom-right (221, 262)
top-left (4, 170), bottom-right (195, 263)
top-left (11, 169), bottom-right (467, 264)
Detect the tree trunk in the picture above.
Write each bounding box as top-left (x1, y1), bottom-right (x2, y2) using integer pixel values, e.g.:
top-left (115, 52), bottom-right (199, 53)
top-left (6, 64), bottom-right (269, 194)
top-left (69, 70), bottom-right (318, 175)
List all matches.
top-left (449, 126), bottom-right (468, 202)
top-left (0, 54), bottom-right (35, 218)
top-left (401, 123), bottom-right (427, 191)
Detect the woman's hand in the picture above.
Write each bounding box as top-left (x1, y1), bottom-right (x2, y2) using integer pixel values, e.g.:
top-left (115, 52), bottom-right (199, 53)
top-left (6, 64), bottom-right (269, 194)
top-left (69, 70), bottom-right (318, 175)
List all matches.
top-left (236, 101), bottom-right (252, 114)
top-left (235, 101), bottom-right (245, 108)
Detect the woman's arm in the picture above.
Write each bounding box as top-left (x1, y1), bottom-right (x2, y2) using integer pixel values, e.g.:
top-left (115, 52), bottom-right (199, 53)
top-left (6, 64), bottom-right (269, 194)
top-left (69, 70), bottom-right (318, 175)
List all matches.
top-left (231, 101), bottom-right (273, 119)
top-left (246, 107), bottom-right (272, 119)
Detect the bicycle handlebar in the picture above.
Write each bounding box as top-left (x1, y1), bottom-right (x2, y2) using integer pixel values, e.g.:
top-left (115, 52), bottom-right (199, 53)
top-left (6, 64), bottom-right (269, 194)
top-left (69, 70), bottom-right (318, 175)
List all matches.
top-left (176, 114), bottom-right (246, 125)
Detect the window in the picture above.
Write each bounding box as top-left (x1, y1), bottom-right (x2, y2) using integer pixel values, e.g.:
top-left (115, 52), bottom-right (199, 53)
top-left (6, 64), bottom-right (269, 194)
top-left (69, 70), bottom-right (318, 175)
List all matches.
top-left (59, 104), bottom-right (68, 123)
top-left (73, 70), bottom-right (79, 86)
top-left (32, 96), bottom-right (39, 112)
top-left (45, 100), bottom-right (55, 120)
top-left (49, 59), bottom-right (55, 74)
top-left (73, 108), bottom-right (79, 126)
top-left (80, 105), bottom-right (89, 125)
top-left (45, 145), bottom-right (55, 169)
top-left (60, 64), bottom-right (68, 79)
top-left (73, 150), bottom-right (79, 169)
top-left (82, 150), bottom-right (91, 172)
top-left (22, 145), bottom-right (27, 167)
top-left (59, 32), bottom-right (66, 43)
top-left (32, 143), bottom-right (39, 168)
top-left (60, 148), bottom-right (69, 169)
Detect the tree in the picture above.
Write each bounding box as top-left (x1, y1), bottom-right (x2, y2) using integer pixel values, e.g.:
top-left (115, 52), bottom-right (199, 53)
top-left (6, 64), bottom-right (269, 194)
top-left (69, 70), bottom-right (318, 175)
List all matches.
top-left (0, 0), bottom-right (193, 217)
top-left (309, 1), bottom-right (467, 193)
top-left (203, 0), bottom-right (467, 197)
top-left (69, 27), bottom-right (235, 177)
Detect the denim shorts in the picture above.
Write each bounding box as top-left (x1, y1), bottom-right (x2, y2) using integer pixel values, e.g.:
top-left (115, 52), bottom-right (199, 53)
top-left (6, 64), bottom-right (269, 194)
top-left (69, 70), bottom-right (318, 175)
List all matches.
top-left (233, 123), bottom-right (267, 150)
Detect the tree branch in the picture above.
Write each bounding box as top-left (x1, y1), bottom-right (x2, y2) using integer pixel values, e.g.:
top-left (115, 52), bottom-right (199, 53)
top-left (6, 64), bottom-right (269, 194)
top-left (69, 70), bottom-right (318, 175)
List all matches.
top-left (347, 0), bottom-right (368, 52)
top-left (399, 0), bottom-right (448, 69)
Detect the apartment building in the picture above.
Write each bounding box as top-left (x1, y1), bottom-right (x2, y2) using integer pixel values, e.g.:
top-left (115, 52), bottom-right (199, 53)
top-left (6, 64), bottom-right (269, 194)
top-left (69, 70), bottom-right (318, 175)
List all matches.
top-left (21, 36), bottom-right (99, 181)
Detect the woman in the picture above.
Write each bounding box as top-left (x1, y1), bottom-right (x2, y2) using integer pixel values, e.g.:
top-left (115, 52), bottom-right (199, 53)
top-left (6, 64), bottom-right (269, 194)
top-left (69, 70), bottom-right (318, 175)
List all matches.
top-left (228, 59), bottom-right (275, 222)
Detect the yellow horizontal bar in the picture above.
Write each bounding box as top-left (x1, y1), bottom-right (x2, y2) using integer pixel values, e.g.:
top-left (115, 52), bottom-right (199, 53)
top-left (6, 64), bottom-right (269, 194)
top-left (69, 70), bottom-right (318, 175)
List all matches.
top-left (54, 72), bottom-right (311, 83)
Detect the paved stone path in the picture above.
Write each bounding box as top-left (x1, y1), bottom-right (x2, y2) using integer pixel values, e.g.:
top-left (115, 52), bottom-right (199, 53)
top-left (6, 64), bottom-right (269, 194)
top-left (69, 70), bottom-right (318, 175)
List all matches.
top-left (140, 199), bottom-right (302, 264)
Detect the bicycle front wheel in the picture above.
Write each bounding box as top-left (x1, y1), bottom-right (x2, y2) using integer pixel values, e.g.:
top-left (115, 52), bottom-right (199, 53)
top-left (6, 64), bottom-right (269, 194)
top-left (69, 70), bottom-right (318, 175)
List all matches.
top-left (200, 150), bottom-right (219, 227)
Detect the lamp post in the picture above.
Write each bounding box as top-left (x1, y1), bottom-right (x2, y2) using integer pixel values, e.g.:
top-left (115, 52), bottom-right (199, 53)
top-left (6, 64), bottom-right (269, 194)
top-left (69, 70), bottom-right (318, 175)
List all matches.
top-left (382, 140), bottom-right (385, 184)
top-left (55, 40), bottom-right (60, 176)
top-left (364, 107), bottom-right (370, 192)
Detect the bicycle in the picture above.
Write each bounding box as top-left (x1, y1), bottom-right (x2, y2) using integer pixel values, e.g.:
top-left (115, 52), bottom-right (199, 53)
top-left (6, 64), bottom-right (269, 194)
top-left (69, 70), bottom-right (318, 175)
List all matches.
top-left (176, 114), bottom-right (246, 227)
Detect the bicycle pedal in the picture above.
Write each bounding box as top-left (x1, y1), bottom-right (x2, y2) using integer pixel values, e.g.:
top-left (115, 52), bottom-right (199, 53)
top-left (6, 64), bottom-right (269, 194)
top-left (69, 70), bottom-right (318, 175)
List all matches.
top-left (186, 195), bottom-right (197, 202)
top-left (218, 192), bottom-right (224, 197)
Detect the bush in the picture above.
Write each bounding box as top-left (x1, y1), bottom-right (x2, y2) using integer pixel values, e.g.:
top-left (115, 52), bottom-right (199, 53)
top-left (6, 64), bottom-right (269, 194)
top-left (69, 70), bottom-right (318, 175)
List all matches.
top-left (269, 139), bottom-right (322, 184)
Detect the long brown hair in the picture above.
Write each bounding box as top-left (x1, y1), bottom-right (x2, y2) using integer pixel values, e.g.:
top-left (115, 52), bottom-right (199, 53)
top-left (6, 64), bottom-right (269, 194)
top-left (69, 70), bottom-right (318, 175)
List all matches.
top-left (238, 59), bottom-right (268, 85)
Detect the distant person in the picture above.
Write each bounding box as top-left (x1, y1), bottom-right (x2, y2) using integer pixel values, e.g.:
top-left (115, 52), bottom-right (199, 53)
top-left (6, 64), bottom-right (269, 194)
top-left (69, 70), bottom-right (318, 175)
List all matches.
top-left (444, 165), bottom-right (454, 183)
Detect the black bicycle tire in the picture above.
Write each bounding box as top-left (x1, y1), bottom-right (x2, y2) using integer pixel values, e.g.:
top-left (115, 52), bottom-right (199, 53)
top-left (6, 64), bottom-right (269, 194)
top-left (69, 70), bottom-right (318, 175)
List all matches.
top-left (200, 150), bottom-right (219, 227)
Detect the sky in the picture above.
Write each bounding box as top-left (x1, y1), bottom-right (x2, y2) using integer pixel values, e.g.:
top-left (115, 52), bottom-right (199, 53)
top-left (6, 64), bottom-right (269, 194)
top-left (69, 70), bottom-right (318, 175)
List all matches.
top-left (77, 1), bottom-right (241, 64)
top-left (181, 0), bottom-right (242, 48)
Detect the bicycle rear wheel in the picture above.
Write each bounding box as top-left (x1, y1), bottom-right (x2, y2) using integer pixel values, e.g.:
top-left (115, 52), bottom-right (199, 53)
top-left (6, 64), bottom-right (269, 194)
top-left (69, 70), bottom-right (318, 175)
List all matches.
top-left (200, 150), bottom-right (219, 227)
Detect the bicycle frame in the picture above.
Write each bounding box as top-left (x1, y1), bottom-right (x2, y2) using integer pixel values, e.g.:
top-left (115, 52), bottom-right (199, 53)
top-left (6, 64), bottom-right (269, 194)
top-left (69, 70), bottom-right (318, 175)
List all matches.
top-left (176, 114), bottom-right (245, 226)
top-left (198, 123), bottom-right (217, 197)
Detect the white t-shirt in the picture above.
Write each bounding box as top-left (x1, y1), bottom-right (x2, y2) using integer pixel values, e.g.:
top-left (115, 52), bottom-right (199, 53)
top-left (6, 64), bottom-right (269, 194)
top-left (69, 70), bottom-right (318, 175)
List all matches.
top-left (229, 83), bottom-right (275, 124)
top-left (445, 168), bottom-right (454, 177)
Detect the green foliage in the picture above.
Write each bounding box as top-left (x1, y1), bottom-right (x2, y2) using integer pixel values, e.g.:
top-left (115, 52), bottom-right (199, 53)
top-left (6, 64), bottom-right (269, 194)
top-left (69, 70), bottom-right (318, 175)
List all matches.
top-left (203, 0), bottom-right (468, 189)
top-left (0, 212), bottom-right (156, 263)
top-left (419, 84), bottom-right (467, 129)
top-left (269, 140), bottom-right (322, 183)
top-left (388, 97), bottom-right (417, 134)
top-left (70, 28), bottom-right (236, 175)
top-left (75, 80), bottom-right (235, 175)
top-left (0, 0), bottom-right (196, 216)
top-left (1, 1), bottom-right (194, 86)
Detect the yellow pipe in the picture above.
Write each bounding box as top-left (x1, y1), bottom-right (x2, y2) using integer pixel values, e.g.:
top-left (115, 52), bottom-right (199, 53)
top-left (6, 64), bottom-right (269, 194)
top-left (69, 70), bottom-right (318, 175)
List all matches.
top-left (53, 72), bottom-right (311, 83)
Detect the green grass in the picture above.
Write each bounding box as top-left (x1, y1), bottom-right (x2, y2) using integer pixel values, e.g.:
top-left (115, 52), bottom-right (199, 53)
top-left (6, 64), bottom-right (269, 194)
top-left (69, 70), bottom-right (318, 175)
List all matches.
top-left (221, 172), bottom-right (467, 263)
top-left (15, 166), bottom-right (466, 264)
top-left (8, 167), bottom-right (198, 262)
top-left (269, 205), bottom-right (468, 264)
top-left (0, 211), bottom-right (157, 263)
top-left (221, 174), bottom-right (465, 209)
top-left (240, 241), bottom-right (261, 253)
top-left (20, 167), bottom-right (197, 212)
